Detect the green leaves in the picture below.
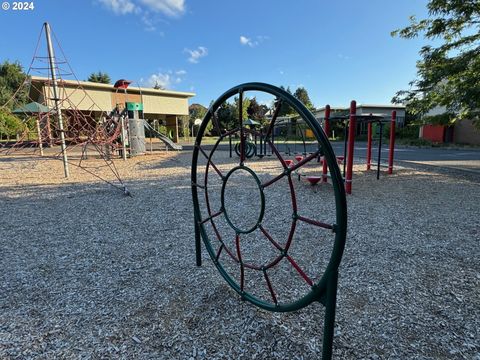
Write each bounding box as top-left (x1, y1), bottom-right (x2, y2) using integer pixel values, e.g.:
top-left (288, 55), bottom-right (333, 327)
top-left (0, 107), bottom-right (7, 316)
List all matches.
top-left (0, 109), bottom-right (24, 138)
top-left (87, 71), bottom-right (111, 84)
top-left (392, 0), bottom-right (480, 129)
top-left (0, 60), bottom-right (29, 109)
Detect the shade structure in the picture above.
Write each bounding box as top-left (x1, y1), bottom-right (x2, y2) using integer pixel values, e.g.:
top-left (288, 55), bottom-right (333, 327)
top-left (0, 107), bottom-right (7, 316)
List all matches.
top-left (243, 118), bottom-right (261, 126)
top-left (12, 102), bottom-right (51, 114)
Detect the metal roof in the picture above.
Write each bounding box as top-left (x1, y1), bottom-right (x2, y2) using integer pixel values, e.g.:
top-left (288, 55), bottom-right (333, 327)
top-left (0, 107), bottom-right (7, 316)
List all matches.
top-left (30, 76), bottom-right (195, 98)
top-left (12, 101), bottom-right (51, 114)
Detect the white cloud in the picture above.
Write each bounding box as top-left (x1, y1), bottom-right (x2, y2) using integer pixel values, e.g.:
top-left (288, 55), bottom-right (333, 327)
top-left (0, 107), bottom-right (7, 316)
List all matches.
top-left (141, 14), bottom-right (156, 31)
top-left (240, 35), bottom-right (269, 47)
top-left (240, 36), bottom-right (250, 45)
top-left (147, 73), bottom-right (172, 89)
top-left (144, 69), bottom-right (186, 89)
top-left (98, 0), bottom-right (137, 14)
top-left (139, 0), bottom-right (185, 17)
top-left (97, 0), bottom-right (185, 32)
top-left (337, 53), bottom-right (350, 60)
top-left (184, 47), bottom-right (208, 64)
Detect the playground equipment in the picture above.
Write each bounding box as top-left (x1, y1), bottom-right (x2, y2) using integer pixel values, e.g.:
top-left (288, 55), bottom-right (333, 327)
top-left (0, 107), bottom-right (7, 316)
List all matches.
top-left (0, 23), bottom-right (130, 194)
top-left (322, 102), bottom-right (397, 194)
top-left (191, 83), bottom-right (347, 359)
top-left (143, 120), bottom-right (182, 150)
top-left (113, 81), bottom-right (182, 156)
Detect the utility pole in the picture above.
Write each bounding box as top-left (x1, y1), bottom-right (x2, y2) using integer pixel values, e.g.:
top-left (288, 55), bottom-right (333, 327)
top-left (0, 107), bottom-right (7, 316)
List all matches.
top-left (45, 22), bottom-right (69, 178)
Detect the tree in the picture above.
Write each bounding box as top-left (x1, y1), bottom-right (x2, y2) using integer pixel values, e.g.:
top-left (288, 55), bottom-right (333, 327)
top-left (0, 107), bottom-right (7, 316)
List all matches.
top-left (87, 71), bottom-right (111, 84)
top-left (189, 103), bottom-right (209, 135)
top-left (233, 96), bottom-right (250, 123)
top-left (247, 97), bottom-right (268, 121)
top-left (293, 87), bottom-right (314, 111)
top-left (392, 0), bottom-right (480, 129)
top-left (153, 81), bottom-right (165, 90)
top-left (278, 86), bottom-right (294, 116)
top-left (0, 60), bottom-right (29, 109)
top-left (0, 109), bottom-right (24, 140)
top-left (216, 102), bottom-right (235, 131)
top-left (189, 103), bottom-right (207, 123)
top-left (177, 115), bottom-right (190, 138)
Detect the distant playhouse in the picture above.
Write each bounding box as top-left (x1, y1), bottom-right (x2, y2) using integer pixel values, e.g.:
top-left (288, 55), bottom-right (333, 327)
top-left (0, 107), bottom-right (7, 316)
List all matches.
top-left (29, 76), bottom-right (195, 143)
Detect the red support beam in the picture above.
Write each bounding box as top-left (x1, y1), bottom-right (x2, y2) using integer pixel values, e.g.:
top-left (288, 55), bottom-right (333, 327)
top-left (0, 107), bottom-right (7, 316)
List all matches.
top-left (388, 110), bottom-right (396, 175)
top-left (366, 122), bottom-right (372, 170)
top-left (322, 105), bottom-right (331, 182)
top-left (345, 100), bottom-right (356, 194)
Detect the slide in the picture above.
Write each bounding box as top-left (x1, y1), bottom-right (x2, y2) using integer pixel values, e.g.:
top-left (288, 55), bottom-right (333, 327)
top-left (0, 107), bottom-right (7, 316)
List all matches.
top-left (143, 120), bottom-right (183, 151)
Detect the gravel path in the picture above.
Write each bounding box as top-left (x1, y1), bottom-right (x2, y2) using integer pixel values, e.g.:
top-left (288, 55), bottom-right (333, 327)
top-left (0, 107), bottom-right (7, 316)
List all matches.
top-left (0, 151), bottom-right (479, 359)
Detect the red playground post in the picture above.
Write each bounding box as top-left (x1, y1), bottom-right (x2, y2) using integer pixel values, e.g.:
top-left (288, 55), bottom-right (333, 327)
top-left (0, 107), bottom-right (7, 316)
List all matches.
top-left (322, 105), bottom-right (331, 182)
top-left (388, 110), bottom-right (396, 174)
top-left (366, 120), bottom-right (372, 171)
top-left (345, 101), bottom-right (356, 194)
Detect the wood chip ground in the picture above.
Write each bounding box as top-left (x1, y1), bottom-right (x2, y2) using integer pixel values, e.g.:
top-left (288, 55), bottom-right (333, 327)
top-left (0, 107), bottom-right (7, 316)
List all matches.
top-left (0, 151), bottom-right (478, 359)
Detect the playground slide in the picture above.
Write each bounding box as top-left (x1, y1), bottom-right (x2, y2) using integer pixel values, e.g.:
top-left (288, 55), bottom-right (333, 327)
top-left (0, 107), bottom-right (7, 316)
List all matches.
top-left (143, 120), bottom-right (182, 150)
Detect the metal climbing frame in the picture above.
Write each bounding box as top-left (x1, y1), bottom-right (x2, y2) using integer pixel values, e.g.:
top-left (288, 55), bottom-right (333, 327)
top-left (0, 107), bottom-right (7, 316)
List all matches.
top-left (191, 83), bottom-right (347, 359)
top-left (323, 102), bottom-right (397, 194)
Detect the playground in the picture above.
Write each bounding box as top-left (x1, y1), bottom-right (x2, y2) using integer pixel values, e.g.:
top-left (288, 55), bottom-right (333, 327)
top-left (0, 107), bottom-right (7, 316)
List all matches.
top-left (0, 149), bottom-right (478, 359)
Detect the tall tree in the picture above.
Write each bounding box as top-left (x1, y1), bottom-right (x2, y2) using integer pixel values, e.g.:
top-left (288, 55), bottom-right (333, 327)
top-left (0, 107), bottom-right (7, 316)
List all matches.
top-left (153, 81), bottom-right (165, 90)
top-left (247, 97), bottom-right (268, 121)
top-left (189, 103), bottom-right (212, 135)
top-left (293, 87), bottom-right (314, 111)
top-left (392, 0), bottom-right (480, 128)
top-left (0, 60), bottom-right (29, 109)
top-left (189, 103), bottom-right (207, 123)
top-left (87, 71), bottom-right (111, 84)
top-left (216, 102), bottom-right (236, 131)
top-left (278, 86), bottom-right (293, 116)
top-left (233, 96), bottom-right (250, 123)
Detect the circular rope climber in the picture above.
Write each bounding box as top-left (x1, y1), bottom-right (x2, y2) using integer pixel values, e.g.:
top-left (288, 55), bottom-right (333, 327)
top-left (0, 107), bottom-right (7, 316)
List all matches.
top-left (191, 83), bottom-right (347, 313)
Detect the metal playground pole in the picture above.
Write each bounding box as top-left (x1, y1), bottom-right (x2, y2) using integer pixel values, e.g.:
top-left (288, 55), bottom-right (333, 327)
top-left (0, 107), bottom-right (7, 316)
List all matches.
top-left (45, 22), bottom-right (69, 178)
top-left (345, 101), bottom-right (356, 194)
top-left (322, 105), bottom-right (330, 182)
top-left (388, 111), bottom-right (396, 175)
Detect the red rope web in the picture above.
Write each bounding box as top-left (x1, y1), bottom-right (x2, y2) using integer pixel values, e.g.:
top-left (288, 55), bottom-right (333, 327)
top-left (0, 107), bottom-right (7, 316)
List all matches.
top-left (0, 25), bottom-right (128, 194)
top-left (195, 101), bottom-right (337, 306)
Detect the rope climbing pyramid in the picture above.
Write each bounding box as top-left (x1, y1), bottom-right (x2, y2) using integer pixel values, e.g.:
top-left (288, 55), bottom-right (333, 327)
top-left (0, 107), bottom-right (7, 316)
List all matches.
top-left (0, 22), bottom-right (129, 195)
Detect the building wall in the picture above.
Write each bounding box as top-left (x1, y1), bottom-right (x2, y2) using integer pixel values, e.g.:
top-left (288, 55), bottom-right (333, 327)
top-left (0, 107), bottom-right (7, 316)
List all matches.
top-left (422, 125), bottom-right (446, 143)
top-left (111, 92), bottom-right (142, 109)
top-left (454, 120), bottom-right (480, 145)
top-left (34, 80), bottom-right (192, 116)
top-left (42, 85), bottom-right (113, 111)
top-left (142, 94), bottom-right (189, 116)
top-left (357, 107), bottom-right (406, 126)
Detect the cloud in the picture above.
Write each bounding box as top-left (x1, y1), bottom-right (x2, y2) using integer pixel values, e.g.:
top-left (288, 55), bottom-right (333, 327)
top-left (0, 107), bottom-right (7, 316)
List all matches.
top-left (139, 0), bottom-right (185, 17)
top-left (97, 0), bottom-right (185, 31)
top-left (144, 69), bottom-right (186, 89)
top-left (240, 36), bottom-right (250, 46)
top-left (140, 14), bottom-right (156, 31)
top-left (240, 35), bottom-right (269, 47)
top-left (184, 47), bottom-right (208, 64)
top-left (337, 53), bottom-right (350, 60)
top-left (98, 0), bottom-right (137, 14)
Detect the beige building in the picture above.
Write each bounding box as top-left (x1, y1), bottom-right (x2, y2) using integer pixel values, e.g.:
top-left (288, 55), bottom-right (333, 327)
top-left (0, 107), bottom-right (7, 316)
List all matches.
top-left (29, 76), bottom-right (195, 142)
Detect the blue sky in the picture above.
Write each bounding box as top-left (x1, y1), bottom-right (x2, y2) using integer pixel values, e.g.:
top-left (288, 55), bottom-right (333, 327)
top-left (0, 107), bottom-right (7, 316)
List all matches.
top-left (0, 0), bottom-right (430, 108)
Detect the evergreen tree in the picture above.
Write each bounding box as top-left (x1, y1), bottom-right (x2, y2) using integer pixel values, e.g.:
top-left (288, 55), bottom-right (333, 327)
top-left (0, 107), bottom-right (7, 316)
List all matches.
top-left (87, 71), bottom-right (111, 84)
